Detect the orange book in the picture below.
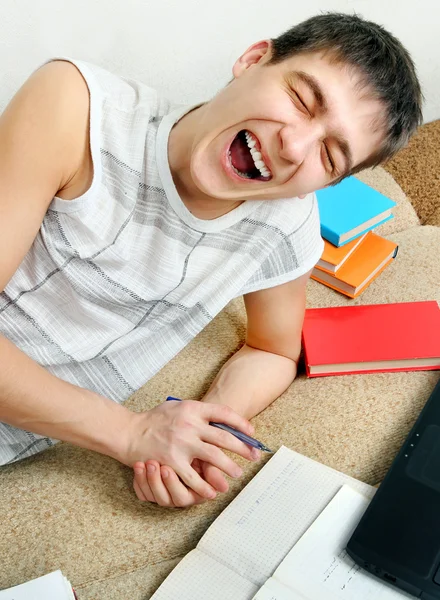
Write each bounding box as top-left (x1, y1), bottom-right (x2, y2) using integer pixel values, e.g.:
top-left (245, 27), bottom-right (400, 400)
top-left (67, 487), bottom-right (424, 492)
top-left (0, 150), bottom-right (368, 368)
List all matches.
top-left (317, 232), bottom-right (369, 273)
top-left (311, 232), bottom-right (398, 298)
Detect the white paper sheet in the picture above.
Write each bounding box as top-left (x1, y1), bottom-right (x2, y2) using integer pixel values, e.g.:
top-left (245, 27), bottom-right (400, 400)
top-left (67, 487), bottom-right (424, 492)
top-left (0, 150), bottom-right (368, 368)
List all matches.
top-left (0, 570), bottom-right (75, 600)
top-left (253, 485), bottom-right (412, 600)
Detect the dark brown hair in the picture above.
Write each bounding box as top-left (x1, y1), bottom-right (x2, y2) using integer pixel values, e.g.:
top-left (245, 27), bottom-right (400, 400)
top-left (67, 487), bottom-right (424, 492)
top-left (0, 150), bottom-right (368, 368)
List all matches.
top-left (268, 12), bottom-right (423, 176)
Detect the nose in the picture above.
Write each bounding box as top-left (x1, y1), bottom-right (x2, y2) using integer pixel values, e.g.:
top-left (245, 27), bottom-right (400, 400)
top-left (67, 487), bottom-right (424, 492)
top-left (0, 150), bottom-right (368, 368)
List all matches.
top-left (279, 121), bottom-right (324, 165)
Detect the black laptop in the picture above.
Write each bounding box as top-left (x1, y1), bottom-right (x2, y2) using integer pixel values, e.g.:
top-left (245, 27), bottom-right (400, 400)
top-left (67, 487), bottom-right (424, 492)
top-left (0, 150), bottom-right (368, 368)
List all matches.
top-left (347, 378), bottom-right (440, 599)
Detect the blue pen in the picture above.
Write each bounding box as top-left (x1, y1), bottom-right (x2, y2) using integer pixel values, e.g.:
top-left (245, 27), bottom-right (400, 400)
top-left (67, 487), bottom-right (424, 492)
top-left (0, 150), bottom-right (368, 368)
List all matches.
top-left (166, 396), bottom-right (273, 453)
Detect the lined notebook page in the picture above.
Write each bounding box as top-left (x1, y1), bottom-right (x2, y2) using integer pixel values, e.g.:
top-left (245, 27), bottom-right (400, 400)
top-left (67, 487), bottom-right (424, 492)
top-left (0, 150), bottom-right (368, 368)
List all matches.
top-left (151, 549), bottom-right (258, 600)
top-left (151, 446), bottom-right (374, 600)
top-left (198, 446), bottom-right (374, 587)
top-left (253, 578), bottom-right (309, 600)
top-left (254, 485), bottom-right (412, 600)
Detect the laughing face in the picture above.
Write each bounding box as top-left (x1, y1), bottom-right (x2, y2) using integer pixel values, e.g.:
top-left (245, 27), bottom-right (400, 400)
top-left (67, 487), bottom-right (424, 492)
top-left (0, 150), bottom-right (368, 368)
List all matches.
top-left (168, 40), bottom-right (387, 216)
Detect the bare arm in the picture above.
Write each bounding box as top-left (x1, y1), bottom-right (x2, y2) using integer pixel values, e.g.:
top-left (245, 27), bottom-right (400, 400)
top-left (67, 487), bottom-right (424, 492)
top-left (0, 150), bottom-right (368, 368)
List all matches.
top-left (0, 61), bottom-right (138, 461)
top-left (0, 62), bottom-right (255, 499)
top-left (138, 272), bottom-right (311, 504)
top-left (201, 271), bottom-right (311, 419)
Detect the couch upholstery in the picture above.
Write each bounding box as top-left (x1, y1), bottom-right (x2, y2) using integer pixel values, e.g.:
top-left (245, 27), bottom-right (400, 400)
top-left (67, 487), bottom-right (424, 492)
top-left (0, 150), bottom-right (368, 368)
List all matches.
top-left (384, 119), bottom-right (440, 227)
top-left (1, 158), bottom-right (439, 599)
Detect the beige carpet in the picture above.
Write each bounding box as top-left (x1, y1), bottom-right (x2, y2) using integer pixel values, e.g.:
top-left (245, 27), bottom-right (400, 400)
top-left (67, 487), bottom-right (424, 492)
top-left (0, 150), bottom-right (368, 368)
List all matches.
top-left (0, 158), bottom-right (439, 599)
top-left (384, 119), bottom-right (440, 226)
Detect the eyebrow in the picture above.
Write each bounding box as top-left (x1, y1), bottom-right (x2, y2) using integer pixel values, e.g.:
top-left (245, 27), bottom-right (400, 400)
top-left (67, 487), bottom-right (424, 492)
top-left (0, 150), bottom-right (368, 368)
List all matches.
top-left (291, 70), bottom-right (354, 175)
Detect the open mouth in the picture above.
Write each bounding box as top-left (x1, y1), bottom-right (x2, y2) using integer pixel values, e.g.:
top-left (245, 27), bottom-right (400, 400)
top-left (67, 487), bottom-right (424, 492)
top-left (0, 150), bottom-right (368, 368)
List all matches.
top-left (228, 130), bottom-right (272, 181)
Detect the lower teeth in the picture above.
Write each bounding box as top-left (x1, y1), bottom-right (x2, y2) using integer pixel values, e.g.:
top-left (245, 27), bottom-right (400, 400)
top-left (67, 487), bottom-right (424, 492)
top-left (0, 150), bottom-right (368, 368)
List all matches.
top-left (232, 165), bottom-right (253, 179)
top-left (228, 149), bottom-right (269, 180)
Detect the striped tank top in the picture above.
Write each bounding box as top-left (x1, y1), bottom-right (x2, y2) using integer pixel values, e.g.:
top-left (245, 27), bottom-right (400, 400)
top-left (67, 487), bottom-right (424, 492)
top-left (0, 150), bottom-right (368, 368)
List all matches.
top-left (0, 58), bottom-right (323, 463)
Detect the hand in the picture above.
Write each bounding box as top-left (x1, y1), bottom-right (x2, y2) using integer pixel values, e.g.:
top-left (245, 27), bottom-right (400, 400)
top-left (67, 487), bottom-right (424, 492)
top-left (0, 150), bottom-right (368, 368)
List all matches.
top-left (133, 450), bottom-right (260, 507)
top-left (132, 459), bottom-right (208, 507)
top-left (121, 400), bottom-right (259, 502)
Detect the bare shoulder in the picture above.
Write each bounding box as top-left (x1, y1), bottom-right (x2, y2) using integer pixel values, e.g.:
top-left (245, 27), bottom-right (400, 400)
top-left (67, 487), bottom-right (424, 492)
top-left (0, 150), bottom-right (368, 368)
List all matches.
top-left (29, 58), bottom-right (87, 86)
top-left (21, 59), bottom-right (89, 113)
top-left (1, 59), bottom-right (92, 197)
top-left (40, 61), bottom-right (93, 198)
top-left (0, 60), bottom-right (92, 290)
top-left (5, 59), bottom-right (90, 132)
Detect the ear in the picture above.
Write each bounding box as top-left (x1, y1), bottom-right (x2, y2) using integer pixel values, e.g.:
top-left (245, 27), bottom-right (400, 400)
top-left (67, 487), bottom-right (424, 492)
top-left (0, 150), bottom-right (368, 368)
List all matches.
top-left (232, 40), bottom-right (272, 78)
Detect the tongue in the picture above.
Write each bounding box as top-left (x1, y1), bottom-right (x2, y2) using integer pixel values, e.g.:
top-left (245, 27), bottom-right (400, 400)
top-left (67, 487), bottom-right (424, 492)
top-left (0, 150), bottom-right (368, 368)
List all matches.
top-left (230, 134), bottom-right (256, 174)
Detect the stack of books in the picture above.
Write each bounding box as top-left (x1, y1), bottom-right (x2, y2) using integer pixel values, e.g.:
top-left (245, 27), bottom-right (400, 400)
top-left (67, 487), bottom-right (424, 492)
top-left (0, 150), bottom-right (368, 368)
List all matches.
top-left (313, 176), bottom-right (398, 298)
top-left (306, 178), bottom-right (440, 379)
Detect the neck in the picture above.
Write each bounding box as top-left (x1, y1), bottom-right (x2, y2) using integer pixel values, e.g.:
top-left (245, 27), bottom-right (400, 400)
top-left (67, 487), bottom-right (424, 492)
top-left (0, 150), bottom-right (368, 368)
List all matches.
top-left (167, 105), bottom-right (243, 220)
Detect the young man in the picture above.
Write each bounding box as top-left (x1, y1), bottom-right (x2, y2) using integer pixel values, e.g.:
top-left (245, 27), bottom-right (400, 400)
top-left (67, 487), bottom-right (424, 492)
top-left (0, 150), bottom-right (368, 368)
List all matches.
top-left (0, 13), bottom-right (422, 508)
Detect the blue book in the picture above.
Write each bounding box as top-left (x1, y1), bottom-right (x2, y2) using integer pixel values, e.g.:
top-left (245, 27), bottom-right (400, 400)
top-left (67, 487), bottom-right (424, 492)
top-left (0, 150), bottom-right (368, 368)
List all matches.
top-left (316, 176), bottom-right (396, 247)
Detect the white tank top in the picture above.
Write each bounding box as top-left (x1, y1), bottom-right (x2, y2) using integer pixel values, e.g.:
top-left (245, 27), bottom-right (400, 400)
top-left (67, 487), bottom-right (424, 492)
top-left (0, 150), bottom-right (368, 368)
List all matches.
top-left (0, 58), bottom-right (323, 463)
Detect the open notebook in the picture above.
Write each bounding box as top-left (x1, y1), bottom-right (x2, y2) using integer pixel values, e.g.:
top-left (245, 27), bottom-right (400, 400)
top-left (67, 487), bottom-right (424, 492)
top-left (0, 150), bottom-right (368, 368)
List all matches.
top-left (151, 446), bottom-right (393, 600)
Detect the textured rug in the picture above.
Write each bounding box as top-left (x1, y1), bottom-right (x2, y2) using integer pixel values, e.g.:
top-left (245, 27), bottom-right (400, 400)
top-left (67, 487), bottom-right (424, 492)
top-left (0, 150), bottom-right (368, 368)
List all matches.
top-left (384, 119), bottom-right (440, 226)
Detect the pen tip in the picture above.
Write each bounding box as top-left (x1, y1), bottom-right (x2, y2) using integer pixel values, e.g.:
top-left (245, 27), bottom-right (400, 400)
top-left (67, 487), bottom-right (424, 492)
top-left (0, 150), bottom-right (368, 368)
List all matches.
top-left (261, 444), bottom-right (273, 453)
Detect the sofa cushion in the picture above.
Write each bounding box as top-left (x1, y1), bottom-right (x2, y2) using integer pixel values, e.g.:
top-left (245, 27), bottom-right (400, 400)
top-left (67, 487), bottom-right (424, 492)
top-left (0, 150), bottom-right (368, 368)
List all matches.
top-left (384, 119), bottom-right (440, 227)
top-left (1, 225), bottom-right (439, 599)
top-left (354, 166), bottom-right (420, 235)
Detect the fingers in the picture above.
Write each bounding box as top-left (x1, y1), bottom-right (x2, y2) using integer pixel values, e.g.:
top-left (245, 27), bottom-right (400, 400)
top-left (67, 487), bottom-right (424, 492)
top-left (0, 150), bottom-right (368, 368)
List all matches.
top-left (192, 459), bottom-right (229, 493)
top-left (133, 477), bottom-right (148, 502)
top-left (202, 462), bottom-right (229, 493)
top-left (130, 401), bottom-right (258, 506)
top-left (195, 442), bottom-right (248, 480)
top-left (191, 458), bottom-right (204, 476)
top-left (160, 466), bottom-right (208, 507)
top-left (134, 459), bottom-right (231, 506)
top-left (176, 462), bottom-right (219, 500)
top-left (143, 461), bottom-right (174, 506)
top-left (202, 425), bottom-right (261, 463)
top-left (133, 462), bottom-right (155, 502)
top-left (202, 404), bottom-right (255, 437)
top-left (144, 461), bottom-right (212, 507)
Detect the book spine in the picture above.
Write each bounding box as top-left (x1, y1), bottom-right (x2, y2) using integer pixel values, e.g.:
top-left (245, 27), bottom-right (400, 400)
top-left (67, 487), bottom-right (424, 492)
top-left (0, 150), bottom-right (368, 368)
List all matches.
top-left (320, 225), bottom-right (340, 247)
top-left (338, 214), bottom-right (394, 247)
top-left (311, 255), bottom-right (395, 299)
top-left (306, 364), bottom-right (440, 378)
top-left (310, 273), bottom-right (356, 299)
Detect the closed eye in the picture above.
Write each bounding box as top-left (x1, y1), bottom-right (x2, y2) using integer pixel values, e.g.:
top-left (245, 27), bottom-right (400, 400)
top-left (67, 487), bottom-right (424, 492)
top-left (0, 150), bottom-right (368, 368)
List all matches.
top-left (323, 143), bottom-right (335, 172)
top-left (290, 89), bottom-right (310, 115)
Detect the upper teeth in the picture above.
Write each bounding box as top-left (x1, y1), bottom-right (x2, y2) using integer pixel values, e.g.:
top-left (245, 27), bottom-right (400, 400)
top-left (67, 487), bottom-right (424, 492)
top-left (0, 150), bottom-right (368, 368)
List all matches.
top-left (245, 131), bottom-right (271, 178)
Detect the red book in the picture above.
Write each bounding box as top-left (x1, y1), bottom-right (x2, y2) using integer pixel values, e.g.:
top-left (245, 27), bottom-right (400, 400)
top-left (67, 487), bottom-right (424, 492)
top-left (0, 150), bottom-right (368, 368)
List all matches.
top-left (302, 301), bottom-right (440, 377)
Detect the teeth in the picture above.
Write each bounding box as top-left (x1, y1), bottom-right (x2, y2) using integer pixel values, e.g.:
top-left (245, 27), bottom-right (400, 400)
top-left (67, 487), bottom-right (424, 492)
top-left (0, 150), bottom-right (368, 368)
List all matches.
top-left (244, 131), bottom-right (271, 178)
top-left (228, 150), bottom-right (253, 178)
